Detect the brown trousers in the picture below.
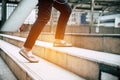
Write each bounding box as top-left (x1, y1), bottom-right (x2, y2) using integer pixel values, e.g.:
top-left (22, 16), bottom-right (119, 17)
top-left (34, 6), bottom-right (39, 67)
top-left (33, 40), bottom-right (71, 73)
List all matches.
top-left (24, 0), bottom-right (72, 49)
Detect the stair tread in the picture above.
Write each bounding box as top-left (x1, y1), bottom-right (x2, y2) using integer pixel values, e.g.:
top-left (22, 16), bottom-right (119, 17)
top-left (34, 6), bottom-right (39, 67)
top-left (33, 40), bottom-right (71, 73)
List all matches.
top-left (0, 34), bottom-right (120, 67)
top-left (0, 57), bottom-right (17, 80)
top-left (0, 39), bottom-right (85, 80)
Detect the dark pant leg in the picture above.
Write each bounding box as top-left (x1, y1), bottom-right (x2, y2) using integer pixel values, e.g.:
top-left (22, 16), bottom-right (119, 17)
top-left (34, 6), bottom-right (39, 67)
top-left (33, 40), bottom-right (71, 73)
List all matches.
top-left (53, 0), bottom-right (72, 39)
top-left (24, 0), bottom-right (53, 49)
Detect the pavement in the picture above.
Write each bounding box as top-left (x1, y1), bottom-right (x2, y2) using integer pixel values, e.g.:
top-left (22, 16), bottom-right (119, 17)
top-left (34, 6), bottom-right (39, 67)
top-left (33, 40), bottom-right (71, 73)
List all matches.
top-left (0, 56), bottom-right (17, 80)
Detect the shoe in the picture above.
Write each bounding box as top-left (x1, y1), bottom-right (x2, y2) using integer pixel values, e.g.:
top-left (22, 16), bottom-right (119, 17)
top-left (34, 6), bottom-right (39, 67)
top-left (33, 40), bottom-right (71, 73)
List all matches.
top-left (53, 40), bottom-right (72, 47)
top-left (19, 48), bottom-right (39, 63)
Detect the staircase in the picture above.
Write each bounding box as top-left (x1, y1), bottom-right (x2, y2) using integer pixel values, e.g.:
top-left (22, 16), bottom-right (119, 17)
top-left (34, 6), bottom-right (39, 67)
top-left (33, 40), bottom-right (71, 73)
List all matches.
top-left (0, 32), bottom-right (120, 80)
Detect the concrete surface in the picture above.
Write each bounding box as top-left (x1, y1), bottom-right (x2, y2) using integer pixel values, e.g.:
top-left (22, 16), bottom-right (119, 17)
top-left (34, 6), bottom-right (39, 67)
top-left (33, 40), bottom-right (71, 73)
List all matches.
top-left (0, 57), bottom-right (17, 80)
top-left (1, 34), bottom-right (120, 80)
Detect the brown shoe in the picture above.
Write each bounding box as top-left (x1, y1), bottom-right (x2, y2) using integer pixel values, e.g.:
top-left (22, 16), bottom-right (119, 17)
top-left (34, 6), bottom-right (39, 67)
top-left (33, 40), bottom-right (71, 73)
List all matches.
top-left (19, 48), bottom-right (39, 63)
top-left (53, 40), bottom-right (72, 47)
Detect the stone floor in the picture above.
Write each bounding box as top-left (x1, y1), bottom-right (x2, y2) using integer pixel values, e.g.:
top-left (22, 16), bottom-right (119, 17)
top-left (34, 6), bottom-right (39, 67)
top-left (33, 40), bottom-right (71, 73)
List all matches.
top-left (0, 56), bottom-right (17, 80)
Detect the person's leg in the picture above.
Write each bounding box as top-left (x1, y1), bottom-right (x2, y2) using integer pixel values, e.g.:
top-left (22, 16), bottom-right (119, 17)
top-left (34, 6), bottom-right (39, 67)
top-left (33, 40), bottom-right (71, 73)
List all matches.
top-left (19, 0), bottom-right (53, 62)
top-left (53, 0), bottom-right (72, 46)
top-left (24, 0), bottom-right (53, 50)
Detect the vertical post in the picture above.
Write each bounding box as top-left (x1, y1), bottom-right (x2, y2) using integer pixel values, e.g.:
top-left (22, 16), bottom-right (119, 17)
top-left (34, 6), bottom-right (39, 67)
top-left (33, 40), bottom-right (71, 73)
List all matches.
top-left (89, 0), bottom-right (94, 33)
top-left (1, 0), bottom-right (7, 27)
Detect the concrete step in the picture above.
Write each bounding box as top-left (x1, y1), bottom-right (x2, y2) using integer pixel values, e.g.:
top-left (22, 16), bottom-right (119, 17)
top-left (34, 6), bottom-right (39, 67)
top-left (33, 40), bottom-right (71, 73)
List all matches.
top-left (0, 56), bottom-right (17, 80)
top-left (1, 32), bottom-right (120, 55)
top-left (0, 33), bottom-right (120, 80)
top-left (0, 40), bottom-right (85, 80)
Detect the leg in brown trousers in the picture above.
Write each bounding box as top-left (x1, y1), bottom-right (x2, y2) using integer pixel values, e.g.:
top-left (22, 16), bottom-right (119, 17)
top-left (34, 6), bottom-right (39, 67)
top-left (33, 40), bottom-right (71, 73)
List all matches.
top-left (19, 0), bottom-right (72, 62)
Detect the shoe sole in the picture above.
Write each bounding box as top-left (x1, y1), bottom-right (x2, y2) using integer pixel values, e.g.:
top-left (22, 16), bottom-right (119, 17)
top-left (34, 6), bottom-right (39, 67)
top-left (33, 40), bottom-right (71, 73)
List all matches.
top-left (19, 51), bottom-right (39, 63)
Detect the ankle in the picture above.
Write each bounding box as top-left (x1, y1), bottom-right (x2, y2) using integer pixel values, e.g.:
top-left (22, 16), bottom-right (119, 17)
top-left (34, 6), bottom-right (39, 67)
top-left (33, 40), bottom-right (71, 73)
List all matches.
top-left (55, 39), bottom-right (63, 42)
top-left (54, 39), bottom-right (66, 44)
top-left (23, 47), bottom-right (31, 52)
